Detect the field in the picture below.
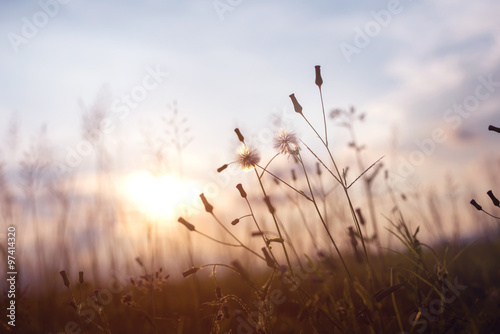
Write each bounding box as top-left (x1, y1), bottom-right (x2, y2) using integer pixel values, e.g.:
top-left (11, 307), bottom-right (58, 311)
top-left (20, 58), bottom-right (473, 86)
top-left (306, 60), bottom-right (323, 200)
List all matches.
top-left (1, 67), bottom-right (500, 334)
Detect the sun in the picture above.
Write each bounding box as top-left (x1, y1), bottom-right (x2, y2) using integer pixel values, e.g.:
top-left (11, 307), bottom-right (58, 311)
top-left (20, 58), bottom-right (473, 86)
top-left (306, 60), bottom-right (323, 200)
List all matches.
top-left (122, 171), bottom-right (196, 221)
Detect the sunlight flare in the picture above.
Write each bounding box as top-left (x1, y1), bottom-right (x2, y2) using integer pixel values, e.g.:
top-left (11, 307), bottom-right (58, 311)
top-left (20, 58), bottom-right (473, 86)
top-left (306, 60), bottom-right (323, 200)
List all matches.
top-left (122, 171), bottom-right (197, 221)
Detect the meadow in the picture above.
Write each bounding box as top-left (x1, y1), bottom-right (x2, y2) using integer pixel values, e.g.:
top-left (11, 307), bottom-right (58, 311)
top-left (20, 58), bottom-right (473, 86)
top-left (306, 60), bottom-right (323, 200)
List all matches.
top-left (1, 66), bottom-right (500, 334)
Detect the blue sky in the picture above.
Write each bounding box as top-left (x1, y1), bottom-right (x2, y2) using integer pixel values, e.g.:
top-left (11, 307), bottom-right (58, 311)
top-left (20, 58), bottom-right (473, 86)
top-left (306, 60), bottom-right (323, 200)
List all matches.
top-left (1, 0), bottom-right (499, 192)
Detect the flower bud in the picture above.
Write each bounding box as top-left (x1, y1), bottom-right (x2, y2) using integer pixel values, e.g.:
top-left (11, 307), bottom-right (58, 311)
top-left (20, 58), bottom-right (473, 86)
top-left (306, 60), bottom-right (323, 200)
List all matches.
top-left (200, 193), bottom-right (214, 213)
top-left (236, 183), bottom-right (247, 198)
top-left (488, 125), bottom-right (500, 134)
top-left (487, 190), bottom-right (499, 207)
top-left (289, 94), bottom-right (303, 114)
top-left (182, 267), bottom-right (200, 278)
top-left (60, 270), bottom-right (70, 287)
top-left (264, 196), bottom-right (275, 214)
top-left (470, 199), bottom-right (482, 211)
top-left (315, 65), bottom-right (323, 87)
top-left (178, 217), bottom-right (195, 231)
top-left (217, 164), bottom-right (228, 173)
top-left (355, 208), bottom-right (365, 226)
top-left (234, 128), bottom-right (245, 142)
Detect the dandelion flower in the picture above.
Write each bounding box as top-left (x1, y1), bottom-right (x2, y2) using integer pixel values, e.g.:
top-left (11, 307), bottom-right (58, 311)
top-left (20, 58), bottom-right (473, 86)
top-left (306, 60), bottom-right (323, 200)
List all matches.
top-left (236, 144), bottom-right (260, 171)
top-left (274, 129), bottom-right (300, 156)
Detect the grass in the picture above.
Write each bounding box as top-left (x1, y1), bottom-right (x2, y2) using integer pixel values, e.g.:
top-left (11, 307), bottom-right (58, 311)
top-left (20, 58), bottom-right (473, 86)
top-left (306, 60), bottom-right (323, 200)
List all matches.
top-left (1, 66), bottom-right (500, 333)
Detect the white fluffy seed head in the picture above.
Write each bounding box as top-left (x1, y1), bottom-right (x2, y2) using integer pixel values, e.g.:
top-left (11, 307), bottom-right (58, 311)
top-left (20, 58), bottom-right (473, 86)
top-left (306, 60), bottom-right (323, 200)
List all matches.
top-left (236, 144), bottom-right (261, 171)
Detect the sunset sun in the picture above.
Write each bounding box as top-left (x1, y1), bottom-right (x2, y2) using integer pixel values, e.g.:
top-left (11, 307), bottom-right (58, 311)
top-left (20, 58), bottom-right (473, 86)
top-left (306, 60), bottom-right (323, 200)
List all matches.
top-left (122, 171), bottom-right (195, 220)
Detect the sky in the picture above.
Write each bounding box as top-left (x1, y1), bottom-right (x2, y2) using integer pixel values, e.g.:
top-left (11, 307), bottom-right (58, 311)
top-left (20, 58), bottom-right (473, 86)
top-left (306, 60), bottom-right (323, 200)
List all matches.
top-left (0, 0), bottom-right (499, 205)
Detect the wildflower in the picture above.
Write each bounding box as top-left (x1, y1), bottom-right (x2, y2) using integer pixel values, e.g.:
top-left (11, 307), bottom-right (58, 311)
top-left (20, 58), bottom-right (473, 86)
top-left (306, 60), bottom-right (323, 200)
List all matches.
top-left (274, 129), bottom-right (300, 156)
top-left (236, 144), bottom-right (260, 171)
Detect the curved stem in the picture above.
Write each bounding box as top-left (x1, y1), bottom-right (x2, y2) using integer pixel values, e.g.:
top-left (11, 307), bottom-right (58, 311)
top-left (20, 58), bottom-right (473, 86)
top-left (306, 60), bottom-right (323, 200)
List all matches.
top-left (195, 230), bottom-right (245, 247)
top-left (259, 153), bottom-right (280, 179)
top-left (210, 213), bottom-right (266, 261)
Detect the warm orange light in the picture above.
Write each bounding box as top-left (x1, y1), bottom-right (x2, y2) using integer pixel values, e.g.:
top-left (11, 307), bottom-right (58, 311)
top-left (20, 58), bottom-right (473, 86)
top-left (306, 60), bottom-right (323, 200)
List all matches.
top-left (122, 171), bottom-right (196, 221)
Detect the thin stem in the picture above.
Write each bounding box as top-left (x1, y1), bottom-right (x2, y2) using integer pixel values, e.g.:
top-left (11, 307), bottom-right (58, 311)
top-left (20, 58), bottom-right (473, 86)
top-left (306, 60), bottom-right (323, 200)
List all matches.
top-left (210, 213), bottom-right (266, 261)
top-left (254, 168), bottom-right (294, 274)
top-left (301, 113), bottom-right (371, 267)
top-left (318, 86), bottom-right (328, 147)
top-left (256, 164), bottom-right (312, 201)
top-left (259, 153), bottom-right (280, 179)
top-left (297, 151), bottom-right (353, 281)
top-left (244, 197), bottom-right (281, 266)
top-left (194, 230), bottom-right (245, 247)
top-left (300, 140), bottom-right (341, 185)
top-left (481, 210), bottom-right (500, 220)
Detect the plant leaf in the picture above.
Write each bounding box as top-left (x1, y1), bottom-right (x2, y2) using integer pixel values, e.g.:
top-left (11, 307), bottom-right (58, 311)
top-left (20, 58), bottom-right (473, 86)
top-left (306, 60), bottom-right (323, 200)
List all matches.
top-left (373, 280), bottom-right (408, 302)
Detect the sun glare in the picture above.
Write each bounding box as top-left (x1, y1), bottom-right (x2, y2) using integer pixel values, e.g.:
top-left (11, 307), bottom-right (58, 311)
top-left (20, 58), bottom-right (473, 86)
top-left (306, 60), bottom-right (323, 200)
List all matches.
top-left (122, 171), bottom-right (196, 221)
